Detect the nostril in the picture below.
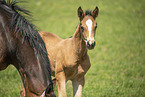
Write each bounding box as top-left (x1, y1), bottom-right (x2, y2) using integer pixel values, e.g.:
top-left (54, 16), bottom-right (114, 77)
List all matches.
top-left (87, 41), bottom-right (90, 46)
top-left (86, 40), bottom-right (96, 49)
top-left (91, 43), bottom-right (94, 48)
top-left (91, 41), bottom-right (96, 48)
top-left (94, 41), bottom-right (96, 46)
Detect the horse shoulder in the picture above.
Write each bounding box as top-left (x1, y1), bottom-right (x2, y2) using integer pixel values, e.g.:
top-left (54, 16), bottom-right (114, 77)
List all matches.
top-left (58, 38), bottom-right (78, 66)
top-left (39, 31), bottom-right (63, 62)
top-left (75, 53), bottom-right (91, 76)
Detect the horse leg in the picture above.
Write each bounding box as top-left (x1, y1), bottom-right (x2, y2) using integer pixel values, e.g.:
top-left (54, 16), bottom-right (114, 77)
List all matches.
top-left (55, 71), bottom-right (67, 97)
top-left (72, 54), bottom-right (91, 97)
top-left (72, 76), bottom-right (85, 97)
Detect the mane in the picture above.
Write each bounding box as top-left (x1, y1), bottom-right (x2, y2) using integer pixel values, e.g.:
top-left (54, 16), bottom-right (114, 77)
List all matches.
top-left (85, 10), bottom-right (92, 16)
top-left (0, 0), bottom-right (51, 77)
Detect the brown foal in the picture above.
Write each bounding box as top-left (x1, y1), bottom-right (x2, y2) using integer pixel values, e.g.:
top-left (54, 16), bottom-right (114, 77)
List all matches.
top-left (39, 6), bottom-right (99, 97)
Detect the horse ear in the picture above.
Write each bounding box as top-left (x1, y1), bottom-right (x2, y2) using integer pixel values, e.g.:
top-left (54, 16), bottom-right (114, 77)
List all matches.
top-left (92, 6), bottom-right (99, 19)
top-left (78, 6), bottom-right (84, 21)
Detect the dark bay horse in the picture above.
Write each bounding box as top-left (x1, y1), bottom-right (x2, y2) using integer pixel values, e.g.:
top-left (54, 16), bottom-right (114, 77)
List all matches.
top-left (0, 0), bottom-right (55, 97)
top-left (39, 6), bottom-right (99, 97)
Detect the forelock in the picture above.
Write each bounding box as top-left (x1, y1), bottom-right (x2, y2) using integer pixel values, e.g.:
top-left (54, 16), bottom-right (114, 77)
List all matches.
top-left (85, 10), bottom-right (92, 16)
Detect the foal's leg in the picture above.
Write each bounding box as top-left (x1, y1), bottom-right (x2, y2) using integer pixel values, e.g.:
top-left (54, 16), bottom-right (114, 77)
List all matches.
top-left (72, 76), bottom-right (85, 97)
top-left (56, 71), bottom-right (67, 97)
top-left (72, 54), bottom-right (91, 97)
top-left (55, 60), bottom-right (67, 97)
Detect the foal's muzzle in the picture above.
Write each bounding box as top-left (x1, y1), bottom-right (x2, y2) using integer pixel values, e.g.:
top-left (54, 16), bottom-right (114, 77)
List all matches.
top-left (86, 40), bottom-right (96, 50)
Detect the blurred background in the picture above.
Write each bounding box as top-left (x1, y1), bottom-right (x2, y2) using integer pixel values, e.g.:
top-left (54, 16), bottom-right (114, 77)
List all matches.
top-left (0, 0), bottom-right (145, 96)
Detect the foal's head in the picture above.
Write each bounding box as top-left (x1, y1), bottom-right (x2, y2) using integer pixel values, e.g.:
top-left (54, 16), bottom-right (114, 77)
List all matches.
top-left (78, 6), bottom-right (99, 50)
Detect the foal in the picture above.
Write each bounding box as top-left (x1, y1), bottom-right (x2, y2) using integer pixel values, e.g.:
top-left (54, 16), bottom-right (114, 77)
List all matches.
top-left (39, 6), bottom-right (99, 97)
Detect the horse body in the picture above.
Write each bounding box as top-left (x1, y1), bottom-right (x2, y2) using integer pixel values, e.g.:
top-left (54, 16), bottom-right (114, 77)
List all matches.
top-left (40, 30), bottom-right (89, 97)
top-left (0, 1), bottom-right (55, 97)
top-left (40, 31), bottom-right (90, 80)
top-left (39, 6), bottom-right (99, 97)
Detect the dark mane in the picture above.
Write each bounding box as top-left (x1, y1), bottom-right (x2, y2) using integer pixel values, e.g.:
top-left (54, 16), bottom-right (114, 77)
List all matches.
top-left (0, 0), bottom-right (51, 75)
top-left (85, 10), bottom-right (92, 16)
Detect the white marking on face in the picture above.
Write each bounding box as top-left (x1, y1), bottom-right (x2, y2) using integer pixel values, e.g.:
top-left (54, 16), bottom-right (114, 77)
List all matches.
top-left (86, 19), bottom-right (93, 40)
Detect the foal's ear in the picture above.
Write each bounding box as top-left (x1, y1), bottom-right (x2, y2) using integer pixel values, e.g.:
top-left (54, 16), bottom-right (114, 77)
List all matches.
top-left (92, 6), bottom-right (99, 19)
top-left (78, 6), bottom-right (84, 21)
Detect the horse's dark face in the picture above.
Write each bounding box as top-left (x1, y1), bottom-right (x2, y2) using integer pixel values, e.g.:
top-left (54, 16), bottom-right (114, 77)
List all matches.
top-left (78, 6), bottom-right (99, 50)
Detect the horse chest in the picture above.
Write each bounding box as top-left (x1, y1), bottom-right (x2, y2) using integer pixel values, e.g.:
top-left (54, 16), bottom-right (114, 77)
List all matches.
top-left (65, 62), bottom-right (86, 80)
top-left (77, 64), bottom-right (85, 75)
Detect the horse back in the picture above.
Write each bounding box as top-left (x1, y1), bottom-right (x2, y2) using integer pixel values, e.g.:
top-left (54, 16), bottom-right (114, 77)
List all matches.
top-left (39, 31), bottom-right (62, 46)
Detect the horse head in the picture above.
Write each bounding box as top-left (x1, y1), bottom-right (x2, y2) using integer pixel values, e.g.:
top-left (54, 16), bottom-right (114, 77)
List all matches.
top-left (78, 6), bottom-right (99, 50)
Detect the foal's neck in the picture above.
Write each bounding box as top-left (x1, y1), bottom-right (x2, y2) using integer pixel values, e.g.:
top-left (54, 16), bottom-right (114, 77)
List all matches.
top-left (72, 23), bottom-right (87, 57)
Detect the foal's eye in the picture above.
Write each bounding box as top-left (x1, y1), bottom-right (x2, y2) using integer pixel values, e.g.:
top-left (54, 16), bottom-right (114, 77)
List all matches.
top-left (81, 26), bottom-right (84, 32)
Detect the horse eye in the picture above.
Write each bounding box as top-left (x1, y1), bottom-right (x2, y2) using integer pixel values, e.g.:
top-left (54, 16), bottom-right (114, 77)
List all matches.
top-left (81, 26), bottom-right (84, 32)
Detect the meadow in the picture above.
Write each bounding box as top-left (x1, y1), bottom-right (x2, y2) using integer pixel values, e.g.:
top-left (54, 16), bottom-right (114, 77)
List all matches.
top-left (0, 0), bottom-right (145, 96)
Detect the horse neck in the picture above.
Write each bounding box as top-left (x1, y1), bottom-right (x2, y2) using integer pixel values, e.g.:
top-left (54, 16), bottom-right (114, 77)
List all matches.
top-left (0, 13), bottom-right (17, 68)
top-left (0, 5), bottom-right (53, 96)
top-left (13, 39), bottom-right (50, 95)
top-left (72, 23), bottom-right (87, 57)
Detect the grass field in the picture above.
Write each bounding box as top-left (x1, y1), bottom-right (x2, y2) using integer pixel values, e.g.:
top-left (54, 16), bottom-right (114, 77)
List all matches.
top-left (0, 0), bottom-right (145, 96)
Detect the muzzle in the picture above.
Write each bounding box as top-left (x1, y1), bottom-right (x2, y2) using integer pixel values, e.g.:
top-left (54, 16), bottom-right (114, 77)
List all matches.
top-left (86, 40), bottom-right (96, 50)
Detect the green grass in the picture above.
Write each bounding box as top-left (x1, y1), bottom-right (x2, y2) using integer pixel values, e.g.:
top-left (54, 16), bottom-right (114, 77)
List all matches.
top-left (0, 0), bottom-right (145, 96)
